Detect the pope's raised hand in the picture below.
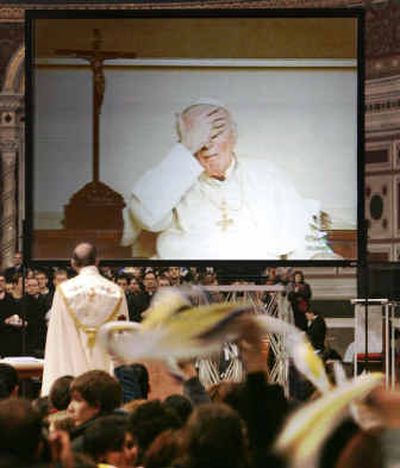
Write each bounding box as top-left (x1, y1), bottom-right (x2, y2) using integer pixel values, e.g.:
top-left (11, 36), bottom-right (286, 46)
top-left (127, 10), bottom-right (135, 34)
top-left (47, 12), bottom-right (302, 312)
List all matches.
top-left (177, 107), bottom-right (226, 155)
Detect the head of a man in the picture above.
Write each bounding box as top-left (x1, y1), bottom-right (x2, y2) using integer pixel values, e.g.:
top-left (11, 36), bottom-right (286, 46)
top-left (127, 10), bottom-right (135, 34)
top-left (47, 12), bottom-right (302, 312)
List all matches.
top-left (68, 370), bottom-right (121, 427)
top-left (0, 398), bottom-right (43, 463)
top-left (83, 414), bottom-right (135, 467)
top-left (180, 104), bottom-right (237, 179)
top-left (293, 270), bottom-right (305, 284)
top-left (13, 252), bottom-right (23, 267)
top-left (71, 243), bottom-right (98, 272)
top-left (128, 400), bottom-right (180, 465)
top-left (305, 309), bottom-right (317, 322)
top-left (116, 274), bottom-right (130, 293)
top-left (0, 364), bottom-right (19, 398)
top-left (157, 275), bottom-right (171, 288)
top-left (35, 270), bottom-right (49, 292)
top-left (129, 277), bottom-right (142, 295)
top-left (25, 278), bottom-right (39, 297)
top-left (167, 266), bottom-right (181, 281)
top-left (143, 271), bottom-right (158, 294)
top-left (53, 269), bottom-right (68, 288)
top-left (49, 375), bottom-right (73, 411)
top-left (182, 403), bottom-right (249, 468)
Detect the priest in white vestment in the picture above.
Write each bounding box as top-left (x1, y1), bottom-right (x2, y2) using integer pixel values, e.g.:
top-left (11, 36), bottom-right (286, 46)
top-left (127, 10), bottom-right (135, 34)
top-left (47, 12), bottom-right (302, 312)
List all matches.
top-left (122, 102), bottom-right (334, 260)
top-left (41, 243), bottom-right (128, 395)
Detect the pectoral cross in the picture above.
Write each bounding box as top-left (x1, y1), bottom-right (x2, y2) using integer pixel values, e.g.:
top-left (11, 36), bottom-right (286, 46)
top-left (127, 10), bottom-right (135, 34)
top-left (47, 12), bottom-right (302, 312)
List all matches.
top-left (216, 201), bottom-right (234, 231)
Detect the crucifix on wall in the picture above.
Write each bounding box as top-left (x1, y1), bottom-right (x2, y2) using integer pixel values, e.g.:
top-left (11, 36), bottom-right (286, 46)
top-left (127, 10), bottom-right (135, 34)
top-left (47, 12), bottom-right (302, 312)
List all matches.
top-left (55, 28), bottom-right (137, 231)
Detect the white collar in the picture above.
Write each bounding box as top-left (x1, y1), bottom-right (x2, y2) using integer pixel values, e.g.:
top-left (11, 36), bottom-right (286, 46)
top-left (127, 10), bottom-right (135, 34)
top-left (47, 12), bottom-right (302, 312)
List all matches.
top-left (78, 265), bottom-right (99, 276)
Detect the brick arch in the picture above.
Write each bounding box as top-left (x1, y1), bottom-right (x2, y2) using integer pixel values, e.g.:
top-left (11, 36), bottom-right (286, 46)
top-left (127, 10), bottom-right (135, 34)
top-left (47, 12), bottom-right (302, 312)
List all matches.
top-left (2, 43), bottom-right (24, 94)
top-left (0, 44), bottom-right (24, 268)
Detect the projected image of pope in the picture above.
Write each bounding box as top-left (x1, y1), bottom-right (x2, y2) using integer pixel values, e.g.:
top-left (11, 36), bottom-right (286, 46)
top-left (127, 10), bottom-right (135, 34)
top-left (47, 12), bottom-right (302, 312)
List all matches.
top-left (123, 102), bottom-right (332, 260)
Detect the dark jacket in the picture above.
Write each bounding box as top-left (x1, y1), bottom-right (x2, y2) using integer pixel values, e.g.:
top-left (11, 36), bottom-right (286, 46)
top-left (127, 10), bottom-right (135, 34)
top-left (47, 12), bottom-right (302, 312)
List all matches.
top-left (306, 314), bottom-right (327, 351)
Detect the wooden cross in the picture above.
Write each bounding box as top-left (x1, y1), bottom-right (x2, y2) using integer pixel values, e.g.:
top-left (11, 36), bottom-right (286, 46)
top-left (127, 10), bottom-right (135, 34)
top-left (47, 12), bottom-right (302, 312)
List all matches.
top-left (55, 29), bottom-right (137, 183)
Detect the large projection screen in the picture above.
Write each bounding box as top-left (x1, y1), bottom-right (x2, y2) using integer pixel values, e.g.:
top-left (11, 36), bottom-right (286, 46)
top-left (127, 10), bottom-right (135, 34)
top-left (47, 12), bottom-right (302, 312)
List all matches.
top-left (26, 11), bottom-right (363, 264)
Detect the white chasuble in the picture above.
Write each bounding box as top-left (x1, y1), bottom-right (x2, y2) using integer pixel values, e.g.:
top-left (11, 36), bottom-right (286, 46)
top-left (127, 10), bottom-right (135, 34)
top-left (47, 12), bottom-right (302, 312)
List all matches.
top-left (41, 266), bottom-right (128, 395)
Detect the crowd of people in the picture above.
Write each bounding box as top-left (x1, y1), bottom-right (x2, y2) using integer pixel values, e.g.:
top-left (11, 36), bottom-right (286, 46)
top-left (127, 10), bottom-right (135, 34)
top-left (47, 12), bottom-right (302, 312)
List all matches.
top-left (6, 246), bottom-right (391, 467)
top-left (0, 251), bottom-right (323, 359)
top-left (0, 308), bottom-right (399, 467)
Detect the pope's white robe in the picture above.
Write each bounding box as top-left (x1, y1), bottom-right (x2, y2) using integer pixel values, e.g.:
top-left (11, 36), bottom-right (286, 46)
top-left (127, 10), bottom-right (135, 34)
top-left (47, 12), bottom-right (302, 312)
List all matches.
top-left (122, 143), bottom-right (330, 259)
top-left (41, 266), bottom-right (128, 395)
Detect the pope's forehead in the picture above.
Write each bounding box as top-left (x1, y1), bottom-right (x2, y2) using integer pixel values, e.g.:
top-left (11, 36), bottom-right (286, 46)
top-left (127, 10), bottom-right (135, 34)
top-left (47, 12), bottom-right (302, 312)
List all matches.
top-left (183, 104), bottom-right (230, 118)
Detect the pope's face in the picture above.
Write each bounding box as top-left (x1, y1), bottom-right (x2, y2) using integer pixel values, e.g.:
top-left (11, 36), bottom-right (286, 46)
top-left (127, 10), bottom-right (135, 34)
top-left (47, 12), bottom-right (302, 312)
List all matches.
top-left (196, 122), bottom-right (235, 179)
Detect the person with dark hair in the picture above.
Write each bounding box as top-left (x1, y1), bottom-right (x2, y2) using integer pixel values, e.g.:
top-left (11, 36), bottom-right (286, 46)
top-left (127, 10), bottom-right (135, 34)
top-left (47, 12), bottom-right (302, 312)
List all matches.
top-left (41, 243), bottom-right (129, 395)
top-left (0, 273), bottom-right (21, 357)
top-left (157, 274), bottom-right (171, 288)
top-left (143, 429), bottom-right (183, 468)
top-left (82, 413), bottom-right (136, 467)
top-left (128, 270), bottom-right (158, 322)
top-left (67, 370), bottom-right (122, 451)
top-left (305, 308), bottom-right (327, 352)
top-left (167, 266), bottom-right (182, 286)
top-left (114, 363), bottom-right (150, 404)
top-left (35, 269), bottom-right (53, 312)
top-left (19, 276), bottom-right (47, 357)
top-left (223, 318), bottom-right (288, 468)
top-left (128, 276), bottom-right (142, 296)
top-left (116, 273), bottom-right (131, 294)
top-left (0, 363), bottom-right (19, 398)
top-left (164, 394), bottom-right (193, 426)
top-left (116, 273), bottom-right (141, 328)
top-left (287, 270), bottom-right (312, 331)
top-left (127, 400), bottom-right (181, 466)
top-left (180, 403), bottom-right (250, 468)
top-left (0, 397), bottom-right (43, 465)
top-left (4, 251), bottom-right (24, 283)
top-left (49, 375), bottom-right (73, 411)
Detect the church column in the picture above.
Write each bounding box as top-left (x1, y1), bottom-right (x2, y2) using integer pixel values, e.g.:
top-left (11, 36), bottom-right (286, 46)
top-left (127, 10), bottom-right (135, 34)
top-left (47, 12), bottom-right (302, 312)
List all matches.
top-left (0, 137), bottom-right (18, 268)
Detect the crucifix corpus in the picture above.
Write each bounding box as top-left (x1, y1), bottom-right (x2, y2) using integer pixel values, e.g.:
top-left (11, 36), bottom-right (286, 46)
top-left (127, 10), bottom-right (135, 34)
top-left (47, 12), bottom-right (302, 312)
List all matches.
top-left (56, 29), bottom-right (137, 230)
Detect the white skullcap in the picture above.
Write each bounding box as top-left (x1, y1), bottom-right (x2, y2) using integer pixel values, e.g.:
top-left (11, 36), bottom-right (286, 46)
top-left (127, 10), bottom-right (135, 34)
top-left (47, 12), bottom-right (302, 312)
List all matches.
top-left (180, 98), bottom-right (227, 113)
